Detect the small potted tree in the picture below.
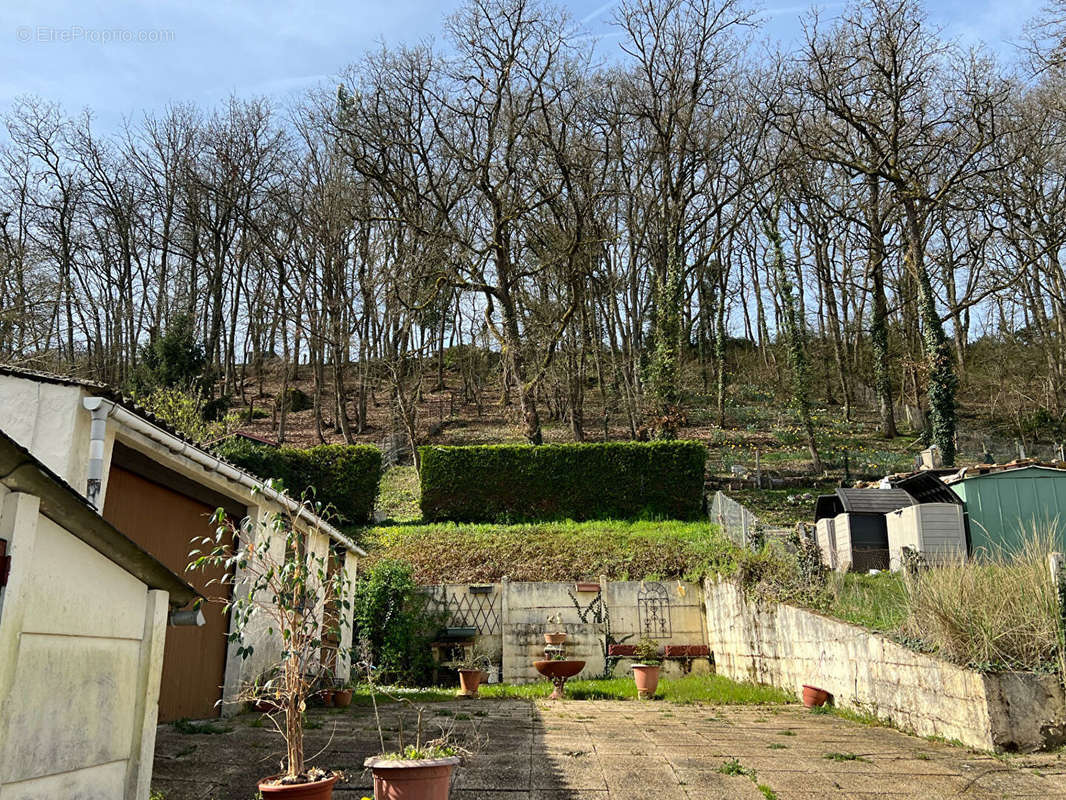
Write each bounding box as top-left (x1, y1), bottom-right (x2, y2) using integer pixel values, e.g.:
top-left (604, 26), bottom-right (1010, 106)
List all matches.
top-left (358, 653), bottom-right (470, 798)
top-left (631, 638), bottom-right (662, 699)
top-left (190, 485), bottom-right (350, 799)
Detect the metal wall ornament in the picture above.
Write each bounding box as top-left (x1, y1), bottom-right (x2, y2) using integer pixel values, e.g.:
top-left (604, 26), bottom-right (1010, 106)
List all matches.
top-left (637, 581), bottom-right (672, 638)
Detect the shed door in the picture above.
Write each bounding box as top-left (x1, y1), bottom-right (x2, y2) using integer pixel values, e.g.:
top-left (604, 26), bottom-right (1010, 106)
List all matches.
top-left (849, 515), bottom-right (890, 571)
top-left (103, 465), bottom-right (230, 721)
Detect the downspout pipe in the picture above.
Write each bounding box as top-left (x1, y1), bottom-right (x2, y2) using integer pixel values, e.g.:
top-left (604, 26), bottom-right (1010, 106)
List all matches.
top-left (82, 396), bottom-right (111, 510)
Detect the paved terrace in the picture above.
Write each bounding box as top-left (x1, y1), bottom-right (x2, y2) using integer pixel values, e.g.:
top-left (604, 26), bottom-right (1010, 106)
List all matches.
top-left (152, 700), bottom-right (1066, 800)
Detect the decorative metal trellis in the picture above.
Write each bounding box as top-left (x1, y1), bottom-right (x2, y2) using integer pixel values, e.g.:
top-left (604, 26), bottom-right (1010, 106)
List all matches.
top-left (421, 585), bottom-right (502, 635)
top-left (637, 581), bottom-right (671, 639)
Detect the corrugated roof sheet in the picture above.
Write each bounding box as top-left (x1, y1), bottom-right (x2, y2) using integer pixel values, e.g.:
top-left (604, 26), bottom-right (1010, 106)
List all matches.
top-left (889, 471), bottom-right (963, 504)
top-left (945, 460), bottom-right (1066, 484)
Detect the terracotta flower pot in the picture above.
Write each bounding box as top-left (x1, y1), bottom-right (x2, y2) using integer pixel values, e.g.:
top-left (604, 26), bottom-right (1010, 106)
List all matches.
top-left (333, 689), bottom-right (353, 708)
top-left (457, 669), bottom-right (484, 697)
top-left (544, 632), bottom-right (568, 646)
top-left (320, 690), bottom-right (335, 707)
top-left (258, 772), bottom-right (338, 799)
top-left (254, 698), bottom-right (283, 714)
top-left (631, 665), bottom-right (660, 699)
top-left (802, 685), bottom-right (830, 708)
top-left (364, 755), bottom-right (460, 800)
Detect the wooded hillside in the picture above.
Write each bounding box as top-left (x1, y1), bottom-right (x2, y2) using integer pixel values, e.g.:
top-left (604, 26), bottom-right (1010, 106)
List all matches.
top-left (5, 0), bottom-right (1066, 471)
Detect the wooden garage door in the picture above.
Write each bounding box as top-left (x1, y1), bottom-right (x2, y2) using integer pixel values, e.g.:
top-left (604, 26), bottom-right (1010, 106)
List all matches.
top-left (103, 465), bottom-right (230, 722)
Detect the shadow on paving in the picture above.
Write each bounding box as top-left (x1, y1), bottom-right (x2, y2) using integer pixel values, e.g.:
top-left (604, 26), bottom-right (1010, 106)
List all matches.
top-left (150, 697), bottom-right (1066, 800)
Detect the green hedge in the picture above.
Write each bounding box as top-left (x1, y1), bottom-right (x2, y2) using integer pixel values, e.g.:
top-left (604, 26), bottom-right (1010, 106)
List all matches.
top-left (419, 441), bottom-right (707, 522)
top-left (213, 438), bottom-right (382, 527)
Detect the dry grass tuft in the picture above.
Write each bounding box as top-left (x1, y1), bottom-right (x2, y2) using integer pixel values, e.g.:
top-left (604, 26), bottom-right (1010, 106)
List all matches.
top-left (901, 531), bottom-right (1061, 671)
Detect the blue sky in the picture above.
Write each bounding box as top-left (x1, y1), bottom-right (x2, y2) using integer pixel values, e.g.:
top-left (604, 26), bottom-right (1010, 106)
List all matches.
top-left (0, 0), bottom-right (1045, 131)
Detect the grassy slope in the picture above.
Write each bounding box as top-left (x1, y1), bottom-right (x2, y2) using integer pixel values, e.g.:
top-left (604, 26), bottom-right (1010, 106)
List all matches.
top-left (365, 518), bottom-right (735, 583)
top-left (823, 572), bottom-right (908, 632)
top-left (365, 466), bottom-right (739, 583)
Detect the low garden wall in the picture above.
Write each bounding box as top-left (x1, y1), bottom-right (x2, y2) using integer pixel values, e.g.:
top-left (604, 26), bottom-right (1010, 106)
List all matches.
top-left (703, 579), bottom-right (1066, 752)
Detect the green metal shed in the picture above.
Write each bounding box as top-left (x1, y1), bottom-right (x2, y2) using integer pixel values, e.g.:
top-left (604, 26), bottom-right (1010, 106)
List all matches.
top-left (948, 465), bottom-right (1066, 554)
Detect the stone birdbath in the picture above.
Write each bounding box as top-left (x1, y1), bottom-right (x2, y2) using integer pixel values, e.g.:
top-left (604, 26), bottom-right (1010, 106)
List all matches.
top-left (533, 632), bottom-right (585, 700)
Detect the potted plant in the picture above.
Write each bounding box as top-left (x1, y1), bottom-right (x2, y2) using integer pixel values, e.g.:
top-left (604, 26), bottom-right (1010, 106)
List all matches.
top-left (544, 612), bottom-right (567, 645)
top-left (319, 686), bottom-right (337, 708)
top-left (190, 485), bottom-right (351, 799)
top-left (631, 638), bottom-right (662, 699)
top-left (455, 648), bottom-right (491, 698)
top-left (358, 653), bottom-right (473, 799)
top-left (334, 680), bottom-right (354, 709)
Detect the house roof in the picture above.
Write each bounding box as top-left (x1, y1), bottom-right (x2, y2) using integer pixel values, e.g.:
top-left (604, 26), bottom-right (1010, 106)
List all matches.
top-left (0, 364), bottom-right (365, 556)
top-left (0, 364), bottom-right (190, 440)
top-left (815, 487), bottom-right (915, 521)
top-left (0, 426), bottom-right (198, 607)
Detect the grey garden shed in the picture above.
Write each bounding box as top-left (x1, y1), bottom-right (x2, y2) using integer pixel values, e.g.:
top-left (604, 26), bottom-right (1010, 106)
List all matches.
top-left (814, 488), bottom-right (916, 571)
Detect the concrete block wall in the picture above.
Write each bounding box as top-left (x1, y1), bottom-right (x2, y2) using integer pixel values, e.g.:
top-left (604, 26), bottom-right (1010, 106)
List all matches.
top-left (703, 579), bottom-right (1066, 752)
top-left (505, 621), bottom-right (605, 684)
top-left (430, 579), bottom-right (707, 684)
top-left (0, 491), bottom-right (168, 799)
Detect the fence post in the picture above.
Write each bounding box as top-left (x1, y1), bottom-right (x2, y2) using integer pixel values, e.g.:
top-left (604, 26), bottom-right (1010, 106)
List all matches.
top-left (500, 575), bottom-right (511, 684)
top-left (1052, 552), bottom-right (1066, 686)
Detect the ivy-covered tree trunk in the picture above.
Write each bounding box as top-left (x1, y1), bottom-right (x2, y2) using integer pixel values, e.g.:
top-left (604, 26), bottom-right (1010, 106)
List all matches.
top-left (714, 267), bottom-right (729, 427)
top-left (645, 254), bottom-right (684, 439)
top-left (764, 211), bottom-right (823, 473)
top-left (904, 201), bottom-right (957, 465)
top-left (866, 174), bottom-right (897, 439)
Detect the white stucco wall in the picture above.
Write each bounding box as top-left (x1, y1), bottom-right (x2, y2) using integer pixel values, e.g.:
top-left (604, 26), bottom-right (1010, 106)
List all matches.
top-left (427, 580), bottom-right (707, 684)
top-left (0, 377), bottom-right (98, 492)
top-left (0, 488), bottom-right (169, 800)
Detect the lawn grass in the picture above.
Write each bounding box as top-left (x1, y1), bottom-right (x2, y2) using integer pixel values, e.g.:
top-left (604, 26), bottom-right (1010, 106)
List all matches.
top-left (340, 674), bottom-right (793, 705)
top-left (363, 518), bottom-right (737, 583)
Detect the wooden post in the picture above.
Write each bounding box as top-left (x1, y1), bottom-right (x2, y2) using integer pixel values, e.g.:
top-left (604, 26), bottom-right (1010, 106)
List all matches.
top-left (754, 448), bottom-right (762, 489)
top-left (1051, 553), bottom-right (1065, 687)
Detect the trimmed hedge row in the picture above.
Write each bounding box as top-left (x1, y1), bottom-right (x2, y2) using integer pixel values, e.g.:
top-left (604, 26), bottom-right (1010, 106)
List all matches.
top-left (213, 438), bottom-right (382, 527)
top-left (419, 441), bottom-right (707, 522)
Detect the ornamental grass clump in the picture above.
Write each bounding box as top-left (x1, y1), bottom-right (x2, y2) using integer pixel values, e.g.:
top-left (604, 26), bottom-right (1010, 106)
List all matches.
top-left (189, 484), bottom-right (351, 789)
top-left (900, 532), bottom-right (1061, 672)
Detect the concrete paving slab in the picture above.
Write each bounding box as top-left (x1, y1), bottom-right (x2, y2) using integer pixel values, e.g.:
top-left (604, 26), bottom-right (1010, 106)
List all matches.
top-left (151, 699), bottom-right (1062, 799)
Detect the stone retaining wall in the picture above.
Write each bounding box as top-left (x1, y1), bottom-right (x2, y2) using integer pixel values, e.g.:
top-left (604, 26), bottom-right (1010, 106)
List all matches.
top-left (703, 579), bottom-right (1066, 752)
